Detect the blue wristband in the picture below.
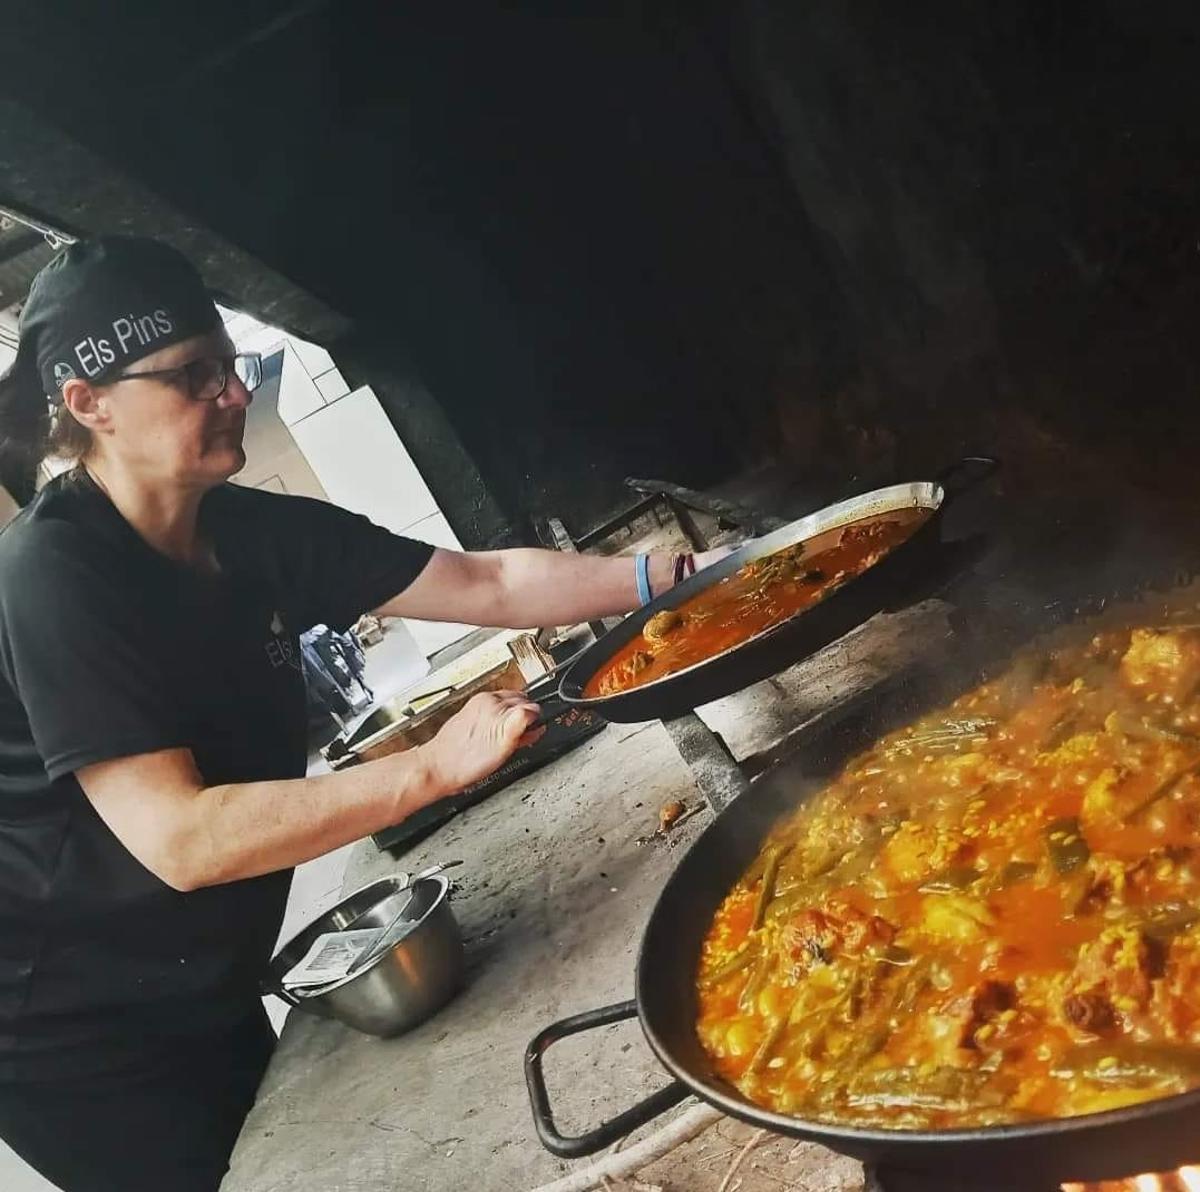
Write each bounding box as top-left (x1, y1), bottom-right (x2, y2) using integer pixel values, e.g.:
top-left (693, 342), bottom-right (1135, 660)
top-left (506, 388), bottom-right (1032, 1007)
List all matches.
top-left (635, 553), bottom-right (652, 607)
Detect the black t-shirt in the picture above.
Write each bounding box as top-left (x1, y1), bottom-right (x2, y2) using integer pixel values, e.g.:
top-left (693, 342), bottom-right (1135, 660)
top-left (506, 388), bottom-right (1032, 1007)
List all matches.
top-left (0, 472), bottom-right (433, 1079)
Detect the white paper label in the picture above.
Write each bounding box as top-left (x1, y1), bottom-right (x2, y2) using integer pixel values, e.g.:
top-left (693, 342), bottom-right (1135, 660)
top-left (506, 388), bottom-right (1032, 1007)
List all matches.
top-left (281, 929), bottom-right (380, 989)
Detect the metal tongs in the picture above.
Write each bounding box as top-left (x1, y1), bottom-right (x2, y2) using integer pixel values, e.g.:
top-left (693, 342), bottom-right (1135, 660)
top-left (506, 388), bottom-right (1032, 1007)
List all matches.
top-left (344, 859), bottom-right (464, 977)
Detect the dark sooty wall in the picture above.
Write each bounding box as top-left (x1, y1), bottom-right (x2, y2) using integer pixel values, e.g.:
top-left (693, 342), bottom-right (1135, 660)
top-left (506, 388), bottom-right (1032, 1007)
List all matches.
top-left (5, 3), bottom-right (1200, 539)
top-left (731, 2), bottom-right (1200, 503)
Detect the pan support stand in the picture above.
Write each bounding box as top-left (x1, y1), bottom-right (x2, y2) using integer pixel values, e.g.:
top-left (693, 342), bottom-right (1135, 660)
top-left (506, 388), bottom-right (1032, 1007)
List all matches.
top-left (659, 712), bottom-right (749, 813)
top-left (623, 477), bottom-right (788, 540)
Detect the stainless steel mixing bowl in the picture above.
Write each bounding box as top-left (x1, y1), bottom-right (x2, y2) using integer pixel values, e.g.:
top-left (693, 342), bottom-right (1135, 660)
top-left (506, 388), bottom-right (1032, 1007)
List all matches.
top-left (265, 874), bottom-right (464, 1037)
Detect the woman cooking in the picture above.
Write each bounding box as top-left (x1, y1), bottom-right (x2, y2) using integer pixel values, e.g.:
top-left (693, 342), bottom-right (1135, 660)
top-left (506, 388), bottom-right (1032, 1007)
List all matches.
top-left (0, 237), bottom-right (724, 1192)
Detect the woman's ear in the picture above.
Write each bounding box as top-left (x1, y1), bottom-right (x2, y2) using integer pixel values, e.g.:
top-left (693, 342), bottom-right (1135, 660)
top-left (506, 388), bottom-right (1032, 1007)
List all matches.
top-left (60, 378), bottom-right (112, 437)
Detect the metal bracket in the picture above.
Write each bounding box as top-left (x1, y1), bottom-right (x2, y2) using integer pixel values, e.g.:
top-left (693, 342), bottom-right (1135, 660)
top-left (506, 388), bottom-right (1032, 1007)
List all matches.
top-left (624, 477), bottom-right (788, 538)
top-left (660, 711), bottom-right (750, 813)
top-left (539, 516), bottom-right (617, 641)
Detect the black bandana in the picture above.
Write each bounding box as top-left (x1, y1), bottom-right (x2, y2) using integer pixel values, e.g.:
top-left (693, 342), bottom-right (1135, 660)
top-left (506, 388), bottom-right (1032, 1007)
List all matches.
top-left (7, 236), bottom-right (221, 404)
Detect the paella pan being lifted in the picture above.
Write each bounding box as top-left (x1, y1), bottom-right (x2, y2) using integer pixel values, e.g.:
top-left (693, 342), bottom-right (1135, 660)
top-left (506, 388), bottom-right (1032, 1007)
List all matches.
top-left (558, 457), bottom-right (999, 723)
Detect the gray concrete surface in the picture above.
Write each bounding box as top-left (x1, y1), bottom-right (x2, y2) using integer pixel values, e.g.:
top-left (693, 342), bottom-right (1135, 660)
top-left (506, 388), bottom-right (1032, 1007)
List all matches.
top-left (224, 715), bottom-right (704, 1192)
top-left (222, 605), bottom-right (950, 1192)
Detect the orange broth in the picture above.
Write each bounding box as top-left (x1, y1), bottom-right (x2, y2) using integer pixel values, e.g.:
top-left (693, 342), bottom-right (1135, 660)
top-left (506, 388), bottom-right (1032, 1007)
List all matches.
top-left (587, 508), bottom-right (930, 698)
top-left (696, 622), bottom-right (1200, 1129)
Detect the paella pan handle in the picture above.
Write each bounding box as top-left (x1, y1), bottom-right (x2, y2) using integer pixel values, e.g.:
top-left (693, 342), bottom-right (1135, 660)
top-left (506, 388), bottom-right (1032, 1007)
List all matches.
top-left (528, 691), bottom-right (572, 731)
top-left (524, 999), bottom-right (690, 1158)
top-left (936, 455), bottom-right (1000, 503)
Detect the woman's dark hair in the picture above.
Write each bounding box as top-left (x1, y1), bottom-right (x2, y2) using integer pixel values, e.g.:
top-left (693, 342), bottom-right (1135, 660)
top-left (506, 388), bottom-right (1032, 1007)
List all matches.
top-left (0, 358), bottom-right (91, 506)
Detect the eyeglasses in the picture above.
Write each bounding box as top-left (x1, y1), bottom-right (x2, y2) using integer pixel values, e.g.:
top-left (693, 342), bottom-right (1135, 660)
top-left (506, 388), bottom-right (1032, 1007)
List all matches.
top-left (113, 352), bottom-right (263, 402)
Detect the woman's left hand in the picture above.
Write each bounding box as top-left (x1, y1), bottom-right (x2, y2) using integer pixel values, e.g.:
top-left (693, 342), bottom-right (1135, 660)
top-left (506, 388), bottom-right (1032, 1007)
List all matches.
top-left (418, 689), bottom-right (540, 798)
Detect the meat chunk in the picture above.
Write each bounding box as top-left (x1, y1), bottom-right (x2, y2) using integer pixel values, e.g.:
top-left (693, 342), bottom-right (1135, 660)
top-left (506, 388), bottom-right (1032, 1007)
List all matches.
top-left (1073, 926), bottom-right (1159, 999)
top-left (1120, 628), bottom-right (1200, 702)
top-left (1073, 853), bottom-right (1128, 915)
top-left (780, 900), bottom-right (895, 966)
top-left (780, 908), bottom-right (840, 967)
top-left (643, 609), bottom-right (684, 644)
top-left (739, 543), bottom-right (806, 586)
top-left (956, 980), bottom-right (1017, 1049)
top-left (827, 900), bottom-right (897, 957)
top-left (597, 649), bottom-right (654, 695)
top-left (910, 980), bottom-right (1018, 1066)
top-left (1063, 991), bottom-right (1117, 1034)
top-left (840, 519), bottom-right (896, 549)
top-left (1060, 926), bottom-right (1159, 1035)
top-left (1073, 848), bottom-right (1198, 917)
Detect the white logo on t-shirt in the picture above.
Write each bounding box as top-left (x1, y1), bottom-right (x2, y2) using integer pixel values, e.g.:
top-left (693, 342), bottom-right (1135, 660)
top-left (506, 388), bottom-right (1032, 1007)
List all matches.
top-left (264, 609), bottom-right (301, 671)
